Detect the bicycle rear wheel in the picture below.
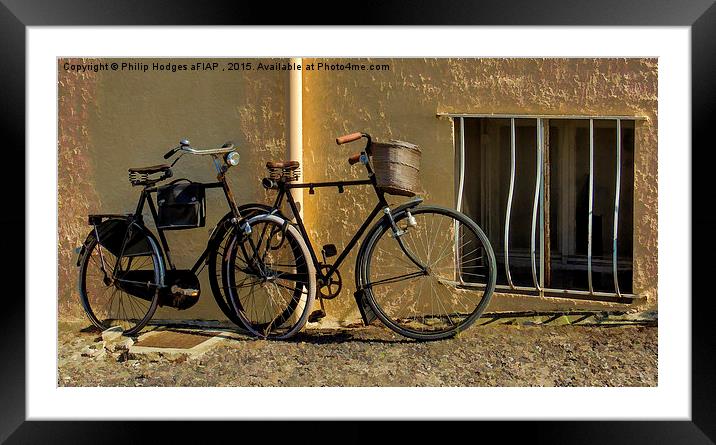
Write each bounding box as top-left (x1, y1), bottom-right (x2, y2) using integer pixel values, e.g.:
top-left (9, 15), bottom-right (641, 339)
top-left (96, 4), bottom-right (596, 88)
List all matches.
top-left (78, 226), bottom-right (162, 336)
top-left (359, 205), bottom-right (496, 340)
top-left (225, 214), bottom-right (315, 339)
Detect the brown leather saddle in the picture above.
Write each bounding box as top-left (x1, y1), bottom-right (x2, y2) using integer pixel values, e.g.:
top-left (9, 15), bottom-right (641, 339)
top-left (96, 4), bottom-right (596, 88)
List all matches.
top-left (128, 164), bottom-right (172, 175)
top-left (266, 160), bottom-right (300, 170)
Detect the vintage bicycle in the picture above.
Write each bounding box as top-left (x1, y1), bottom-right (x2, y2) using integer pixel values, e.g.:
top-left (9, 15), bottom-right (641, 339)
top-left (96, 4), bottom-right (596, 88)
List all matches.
top-left (224, 132), bottom-right (497, 340)
top-left (75, 139), bottom-right (291, 336)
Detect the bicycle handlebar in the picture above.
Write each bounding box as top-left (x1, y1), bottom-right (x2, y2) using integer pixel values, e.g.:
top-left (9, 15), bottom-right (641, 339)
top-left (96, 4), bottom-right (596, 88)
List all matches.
top-left (348, 153), bottom-right (362, 165)
top-left (336, 132), bottom-right (363, 145)
top-left (181, 143), bottom-right (235, 155)
top-left (164, 140), bottom-right (235, 159)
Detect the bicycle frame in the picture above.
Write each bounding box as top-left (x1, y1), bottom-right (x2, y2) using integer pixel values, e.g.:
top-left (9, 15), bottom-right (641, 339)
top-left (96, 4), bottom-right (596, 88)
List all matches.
top-left (130, 180), bottom-right (234, 275)
top-left (264, 147), bottom-right (426, 289)
top-left (99, 153), bottom-right (248, 281)
top-left (271, 181), bottom-right (386, 285)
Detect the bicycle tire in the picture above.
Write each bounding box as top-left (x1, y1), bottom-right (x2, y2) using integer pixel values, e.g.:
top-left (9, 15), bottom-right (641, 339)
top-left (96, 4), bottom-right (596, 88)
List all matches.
top-left (225, 213), bottom-right (316, 339)
top-left (78, 223), bottom-right (162, 336)
top-left (207, 204), bottom-right (277, 326)
top-left (358, 205), bottom-right (496, 340)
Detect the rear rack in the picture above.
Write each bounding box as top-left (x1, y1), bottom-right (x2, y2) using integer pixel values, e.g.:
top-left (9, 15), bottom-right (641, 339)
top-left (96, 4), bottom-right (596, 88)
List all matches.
top-left (88, 214), bottom-right (134, 226)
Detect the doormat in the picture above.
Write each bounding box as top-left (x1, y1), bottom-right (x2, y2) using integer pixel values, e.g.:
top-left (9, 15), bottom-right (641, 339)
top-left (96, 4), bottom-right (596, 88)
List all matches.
top-left (133, 330), bottom-right (213, 349)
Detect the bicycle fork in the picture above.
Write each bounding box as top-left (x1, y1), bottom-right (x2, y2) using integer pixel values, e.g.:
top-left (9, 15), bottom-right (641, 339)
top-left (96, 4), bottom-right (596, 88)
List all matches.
top-left (383, 206), bottom-right (427, 272)
top-left (353, 206), bottom-right (427, 326)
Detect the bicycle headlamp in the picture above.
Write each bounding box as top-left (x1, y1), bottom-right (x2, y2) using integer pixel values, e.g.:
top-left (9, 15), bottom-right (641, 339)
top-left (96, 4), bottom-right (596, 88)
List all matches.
top-left (225, 151), bottom-right (240, 166)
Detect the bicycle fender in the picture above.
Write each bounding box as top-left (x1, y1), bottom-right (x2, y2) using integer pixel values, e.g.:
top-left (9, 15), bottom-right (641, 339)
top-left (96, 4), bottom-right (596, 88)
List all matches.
top-left (206, 204), bottom-right (278, 252)
top-left (353, 289), bottom-right (378, 326)
top-left (76, 218), bottom-right (166, 287)
top-left (76, 218), bottom-right (134, 266)
top-left (390, 197), bottom-right (424, 215)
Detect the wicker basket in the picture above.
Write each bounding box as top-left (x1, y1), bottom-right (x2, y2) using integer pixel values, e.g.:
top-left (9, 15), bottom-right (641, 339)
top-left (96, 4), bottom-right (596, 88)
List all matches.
top-left (371, 140), bottom-right (422, 197)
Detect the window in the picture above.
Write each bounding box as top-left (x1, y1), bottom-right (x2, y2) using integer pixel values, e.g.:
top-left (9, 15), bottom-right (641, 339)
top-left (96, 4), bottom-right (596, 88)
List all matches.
top-left (454, 116), bottom-right (635, 298)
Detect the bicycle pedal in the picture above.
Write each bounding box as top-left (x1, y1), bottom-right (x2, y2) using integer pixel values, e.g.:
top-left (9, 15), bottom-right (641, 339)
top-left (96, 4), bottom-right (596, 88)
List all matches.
top-left (170, 285), bottom-right (199, 297)
top-left (308, 309), bottom-right (326, 323)
top-left (321, 244), bottom-right (337, 258)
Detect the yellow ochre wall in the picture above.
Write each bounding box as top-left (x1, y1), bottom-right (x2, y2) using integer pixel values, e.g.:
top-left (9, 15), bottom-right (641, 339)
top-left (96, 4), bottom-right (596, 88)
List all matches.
top-left (58, 58), bottom-right (287, 320)
top-left (301, 58), bottom-right (657, 323)
top-left (58, 58), bottom-right (658, 324)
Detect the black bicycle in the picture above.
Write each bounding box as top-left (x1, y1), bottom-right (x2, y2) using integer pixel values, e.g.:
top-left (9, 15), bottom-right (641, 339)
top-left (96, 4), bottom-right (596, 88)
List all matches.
top-left (76, 139), bottom-right (282, 335)
top-left (224, 132), bottom-right (497, 340)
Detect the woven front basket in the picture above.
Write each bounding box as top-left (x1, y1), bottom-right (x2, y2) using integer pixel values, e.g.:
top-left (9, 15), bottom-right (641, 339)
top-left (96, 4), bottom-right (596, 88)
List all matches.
top-left (371, 140), bottom-right (422, 197)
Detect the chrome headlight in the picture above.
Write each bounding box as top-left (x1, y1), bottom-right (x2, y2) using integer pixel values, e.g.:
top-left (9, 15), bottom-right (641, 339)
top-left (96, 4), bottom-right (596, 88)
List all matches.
top-left (225, 151), bottom-right (240, 166)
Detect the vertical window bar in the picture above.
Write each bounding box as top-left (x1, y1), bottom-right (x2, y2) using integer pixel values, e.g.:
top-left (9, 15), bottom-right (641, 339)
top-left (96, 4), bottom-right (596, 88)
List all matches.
top-left (504, 118), bottom-right (516, 288)
top-left (455, 117), bottom-right (465, 283)
top-left (531, 118), bottom-right (542, 291)
top-left (456, 117), bottom-right (466, 212)
top-left (613, 119), bottom-right (622, 297)
top-left (539, 120), bottom-right (545, 289)
top-left (587, 119), bottom-right (594, 294)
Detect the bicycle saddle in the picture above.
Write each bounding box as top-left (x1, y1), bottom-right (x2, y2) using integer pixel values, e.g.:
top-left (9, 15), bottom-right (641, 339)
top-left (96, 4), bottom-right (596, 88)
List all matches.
top-left (266, 160), bottom-right (300, 170)
top-left (128, 164), bottom-right (172, 175)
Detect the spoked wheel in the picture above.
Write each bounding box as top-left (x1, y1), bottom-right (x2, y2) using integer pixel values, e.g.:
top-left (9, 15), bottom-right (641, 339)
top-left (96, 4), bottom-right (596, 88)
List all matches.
top-left (208, 204), bottom-right (276, 327)
top-left (78, 231), bottom-right (161, 336)
top-left (225, 214), bottom-right (315, 339)
top-left (359, 205), bottom-right (496, 340)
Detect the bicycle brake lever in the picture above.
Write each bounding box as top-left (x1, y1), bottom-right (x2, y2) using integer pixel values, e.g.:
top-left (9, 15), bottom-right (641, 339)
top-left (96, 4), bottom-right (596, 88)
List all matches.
top-left (170, 152), bottom-right (185, 167)
top-left (163, 147), bottom-right (179, 159)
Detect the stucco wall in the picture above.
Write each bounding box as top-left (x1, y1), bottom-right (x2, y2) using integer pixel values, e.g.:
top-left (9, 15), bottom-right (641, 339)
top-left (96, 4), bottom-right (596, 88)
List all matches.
top-left (58, 58), bottom-right (287, 320)
top-left (301, 58), bottom-right (658, 323)
top-left (58, 59), bottom-right (101, 318)
top-left (58, 57), bottom-right (658, 324)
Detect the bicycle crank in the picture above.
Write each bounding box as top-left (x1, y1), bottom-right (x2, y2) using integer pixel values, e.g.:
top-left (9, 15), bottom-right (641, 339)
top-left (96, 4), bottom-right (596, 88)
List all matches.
top-left (318, 264), bottom-right (342, 299)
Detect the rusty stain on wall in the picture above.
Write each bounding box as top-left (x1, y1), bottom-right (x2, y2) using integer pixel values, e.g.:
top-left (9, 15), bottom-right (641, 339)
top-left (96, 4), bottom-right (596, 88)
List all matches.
top-left (58, 58), bottom-right (658, 325)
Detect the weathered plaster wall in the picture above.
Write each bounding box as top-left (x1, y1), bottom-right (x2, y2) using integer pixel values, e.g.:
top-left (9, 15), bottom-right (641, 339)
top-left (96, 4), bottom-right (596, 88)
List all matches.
top-left (58, 57), bottom-right (658, 325)
top-left (302, 58), bottom-right (658, 323)
top-left (58, 59), bottom-right (101, 319)
top-left (58, 58), bottom-right (287, 320)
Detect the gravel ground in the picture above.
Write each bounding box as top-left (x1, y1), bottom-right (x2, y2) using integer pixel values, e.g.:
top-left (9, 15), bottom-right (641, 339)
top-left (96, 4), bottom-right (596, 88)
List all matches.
top-left (58, 320), bottom-right (657, 387)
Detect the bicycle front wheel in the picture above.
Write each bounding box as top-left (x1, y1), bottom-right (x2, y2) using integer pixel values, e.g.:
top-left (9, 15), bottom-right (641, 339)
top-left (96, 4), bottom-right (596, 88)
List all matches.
top-left (208, 204), bottom-right (277, 327)
top-left (359, 205), bottom-right (496, 340)
top-left (225, 214), bottom-right (316, 339)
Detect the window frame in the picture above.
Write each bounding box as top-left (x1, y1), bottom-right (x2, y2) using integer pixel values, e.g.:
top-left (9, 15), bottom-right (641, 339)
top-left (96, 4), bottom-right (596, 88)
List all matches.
top-left (447, 113), bottom-right (646, 302)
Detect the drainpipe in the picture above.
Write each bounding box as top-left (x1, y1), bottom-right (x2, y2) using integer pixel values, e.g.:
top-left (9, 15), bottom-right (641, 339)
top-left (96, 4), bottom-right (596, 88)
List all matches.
top-left (289, 57), bottom-right (303, 219)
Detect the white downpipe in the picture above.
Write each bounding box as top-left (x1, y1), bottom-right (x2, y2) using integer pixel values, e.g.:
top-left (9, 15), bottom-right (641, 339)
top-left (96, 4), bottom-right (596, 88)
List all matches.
top-left (289, 57), bottom-right (303, 219)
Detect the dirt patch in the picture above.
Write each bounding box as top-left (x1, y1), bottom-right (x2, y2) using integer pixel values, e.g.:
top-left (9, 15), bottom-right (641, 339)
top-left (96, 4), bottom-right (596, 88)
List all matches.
top-left (58, 319), bottom-right (657, 387)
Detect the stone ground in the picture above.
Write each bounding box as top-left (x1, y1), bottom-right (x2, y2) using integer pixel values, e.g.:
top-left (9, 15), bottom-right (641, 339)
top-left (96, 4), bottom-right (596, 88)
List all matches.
top-left (58, 316), bottom-right (657, 387)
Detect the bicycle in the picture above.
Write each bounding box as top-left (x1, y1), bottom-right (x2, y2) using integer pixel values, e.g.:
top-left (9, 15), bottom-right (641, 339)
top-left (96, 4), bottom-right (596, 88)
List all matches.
top-left (76, 139), bottom-right (286, 336)
top-left (224, 132), bottom-right (497, 340)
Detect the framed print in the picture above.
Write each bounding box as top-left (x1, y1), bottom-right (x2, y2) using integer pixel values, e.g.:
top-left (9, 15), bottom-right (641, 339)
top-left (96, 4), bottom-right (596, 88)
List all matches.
top-left (3, 0), bottom-right (711, 442)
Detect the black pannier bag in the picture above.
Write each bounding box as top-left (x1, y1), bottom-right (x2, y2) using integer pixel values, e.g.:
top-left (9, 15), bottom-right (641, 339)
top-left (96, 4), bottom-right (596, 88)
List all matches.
top-left (156, 179), bottom-right (206, 230)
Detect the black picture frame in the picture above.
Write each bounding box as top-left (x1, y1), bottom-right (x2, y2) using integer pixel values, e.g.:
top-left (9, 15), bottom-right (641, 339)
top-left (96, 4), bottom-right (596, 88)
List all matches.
top-left (2, 0), bottom-right (710, 442)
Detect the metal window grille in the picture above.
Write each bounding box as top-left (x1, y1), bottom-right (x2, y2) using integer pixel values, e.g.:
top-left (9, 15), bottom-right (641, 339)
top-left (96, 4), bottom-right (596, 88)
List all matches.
top-left (449, 114), bottom-right (642, 302)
